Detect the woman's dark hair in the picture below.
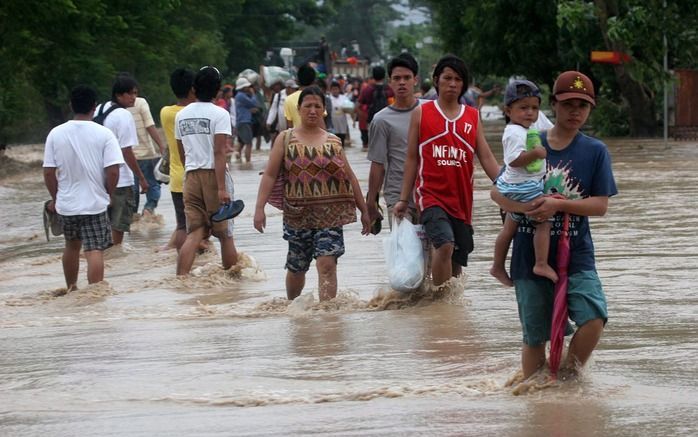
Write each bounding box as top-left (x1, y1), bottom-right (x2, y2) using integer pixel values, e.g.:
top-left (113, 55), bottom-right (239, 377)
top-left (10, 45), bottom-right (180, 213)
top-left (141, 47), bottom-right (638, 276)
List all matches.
top-left (432, 54), bottom-right (470, 100)
top-left (298, 86), bottom-right (326, 108)
top-left (194, 66), bottom-right (222, 102)
top-left (111, 73), bottom-right (139, 102)
top-left (70, 85), bottom-right (97, 114)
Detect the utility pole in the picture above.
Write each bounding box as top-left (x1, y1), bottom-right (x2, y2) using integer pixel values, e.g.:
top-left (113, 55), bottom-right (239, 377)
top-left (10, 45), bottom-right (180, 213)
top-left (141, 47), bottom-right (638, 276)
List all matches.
top-left (663, 0), bottom-right (669, 147)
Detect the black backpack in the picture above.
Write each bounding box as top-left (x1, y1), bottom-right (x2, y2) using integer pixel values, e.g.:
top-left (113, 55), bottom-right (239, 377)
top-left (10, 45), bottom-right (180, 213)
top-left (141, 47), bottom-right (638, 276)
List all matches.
top-left (93, 102), bottom-right (119, 125)
top-left (367, 84), bottom-right (388, 123)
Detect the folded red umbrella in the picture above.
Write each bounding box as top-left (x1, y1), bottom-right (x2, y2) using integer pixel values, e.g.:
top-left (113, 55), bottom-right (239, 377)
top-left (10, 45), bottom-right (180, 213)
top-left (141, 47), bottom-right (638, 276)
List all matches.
top-left (549, 212), bottom-right (570, 378)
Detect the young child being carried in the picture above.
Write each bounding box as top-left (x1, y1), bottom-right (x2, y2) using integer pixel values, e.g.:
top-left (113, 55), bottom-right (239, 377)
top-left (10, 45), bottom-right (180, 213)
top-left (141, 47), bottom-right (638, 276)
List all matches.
top-left (490, 80), bottom-right (558, 286)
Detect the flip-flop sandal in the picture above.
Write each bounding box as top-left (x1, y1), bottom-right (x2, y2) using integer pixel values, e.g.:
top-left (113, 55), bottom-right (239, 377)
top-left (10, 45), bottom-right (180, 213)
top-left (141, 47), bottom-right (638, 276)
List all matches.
top-left (211, 199), bottom-right (245, 222)
top-left (367, 193), bottom-right (383, 235)
top-left (43, 200), bottom-right (63, 240)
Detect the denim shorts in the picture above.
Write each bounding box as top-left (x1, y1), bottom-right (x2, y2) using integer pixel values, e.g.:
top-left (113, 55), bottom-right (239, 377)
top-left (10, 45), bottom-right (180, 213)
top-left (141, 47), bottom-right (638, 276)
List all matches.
top-left (61, 211), bottom-right (112, 251)
top-left (421, 206), bottom-right (473, 267)
top-left (283, 224), bottom-right (345, 273)
top-left (109, 186), bottom-right (135, 232)
top-left (514, 270), bottom-right (608, 346)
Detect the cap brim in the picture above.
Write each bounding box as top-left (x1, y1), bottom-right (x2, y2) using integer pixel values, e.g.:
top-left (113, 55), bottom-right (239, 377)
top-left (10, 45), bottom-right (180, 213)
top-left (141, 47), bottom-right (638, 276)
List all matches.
top-left (555, 92), bottom-right (596, 106)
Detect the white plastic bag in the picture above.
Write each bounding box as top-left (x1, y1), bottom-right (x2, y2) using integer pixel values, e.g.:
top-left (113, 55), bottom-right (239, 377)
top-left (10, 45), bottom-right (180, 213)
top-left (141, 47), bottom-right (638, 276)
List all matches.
top-left (238, 68), bottom-right (260, 86)
top-left (383, 217), bottom-right (424, 292)
top-left (340, 96), bottom-right (355, 113)
top-left (262, 66), bottom-right (292, 87)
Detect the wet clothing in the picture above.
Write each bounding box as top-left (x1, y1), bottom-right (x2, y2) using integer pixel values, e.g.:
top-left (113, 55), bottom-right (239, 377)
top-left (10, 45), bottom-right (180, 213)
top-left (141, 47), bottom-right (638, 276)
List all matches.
top-left (128, 97), bottom-right (160, 160)
top-left (171, 192), bottom-right (186, 231)
top-left (183, 169), bottom-right (232, 238)
top-left (42, 120), bottom-right (123, 216)
top-left (175, 102), bottom-right (232, 172)
top-left (160, 104), bottom-right (185, 193)
top-left (61, 211), bottom-right (112, 252)
top-left (283, 225), bottom-right (345, 273)
top-left (421, 206), bottom-right (474, 267)
top-left (108, 186), bottom-right (135, 232)
top-left (282, 131), bottom-right (357, 230)
top-left (415, 100), bottom-right (479, 224)
top-left (367, 102), bottom-right (420, 209)
top-left (510, 132), bottom-right (618, 281)
top-left (515, 271), bottom-right (608, 346)
top-left (511, 131), bottom-right (617, 346)
top-left (96, 102), bottom-right (138, 188)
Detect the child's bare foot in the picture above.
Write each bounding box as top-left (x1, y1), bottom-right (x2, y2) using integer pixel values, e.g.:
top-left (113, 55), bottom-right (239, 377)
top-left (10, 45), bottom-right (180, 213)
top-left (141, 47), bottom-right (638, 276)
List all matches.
top-left (533, 263), bottom-right (559, 283)
top-left (490, 265), bottom-right (513, 286)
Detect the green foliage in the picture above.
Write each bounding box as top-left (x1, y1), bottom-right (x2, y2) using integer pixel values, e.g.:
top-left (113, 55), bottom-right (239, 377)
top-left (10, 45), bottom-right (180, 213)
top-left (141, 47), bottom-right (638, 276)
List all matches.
top-left (0, 0), bottom-right (334, 144)
top-left (428, 0), bottom-right (698, 137)
top-left (589, 88), bottom-right (630, 136)
top-left (425, 0), bottom-right (560, 87)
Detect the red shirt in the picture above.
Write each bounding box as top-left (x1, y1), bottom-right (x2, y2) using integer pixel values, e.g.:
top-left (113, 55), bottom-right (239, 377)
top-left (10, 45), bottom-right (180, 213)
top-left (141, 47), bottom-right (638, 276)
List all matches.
top-left (415, 101), bottom-right (479, 223)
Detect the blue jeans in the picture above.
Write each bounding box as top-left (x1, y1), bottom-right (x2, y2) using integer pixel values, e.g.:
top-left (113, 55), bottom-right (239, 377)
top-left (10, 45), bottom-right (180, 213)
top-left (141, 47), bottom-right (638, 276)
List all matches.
top-left (133, 158), bottom-right (161, 213)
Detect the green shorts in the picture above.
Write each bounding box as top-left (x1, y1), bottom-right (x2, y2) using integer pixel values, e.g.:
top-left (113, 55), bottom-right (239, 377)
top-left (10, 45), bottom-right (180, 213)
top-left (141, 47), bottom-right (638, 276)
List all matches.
top-left (108, 186), bottom-right (135, 233)
top-left (514, 270), bottom-right (608, 346)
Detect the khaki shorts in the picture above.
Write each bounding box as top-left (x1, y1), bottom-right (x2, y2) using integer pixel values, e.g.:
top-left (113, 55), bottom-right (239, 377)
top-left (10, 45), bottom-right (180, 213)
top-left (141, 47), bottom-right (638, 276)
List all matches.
top-left (183, 169), bottom-right (232, 238)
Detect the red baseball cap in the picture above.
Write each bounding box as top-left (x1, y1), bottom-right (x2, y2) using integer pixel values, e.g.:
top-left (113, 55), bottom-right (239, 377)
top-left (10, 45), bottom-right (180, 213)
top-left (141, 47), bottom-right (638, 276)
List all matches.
top-left (553, 71), bottom-right (595, 106)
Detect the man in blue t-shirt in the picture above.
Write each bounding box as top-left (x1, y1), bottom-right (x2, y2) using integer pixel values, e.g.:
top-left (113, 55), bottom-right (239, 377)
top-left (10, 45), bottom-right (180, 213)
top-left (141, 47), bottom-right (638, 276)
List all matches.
top-left (492, 71), bottom-right (618, 382)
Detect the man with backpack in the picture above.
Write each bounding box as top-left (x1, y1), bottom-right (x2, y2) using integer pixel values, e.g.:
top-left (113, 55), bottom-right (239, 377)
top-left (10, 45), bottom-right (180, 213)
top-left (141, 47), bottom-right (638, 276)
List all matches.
top-left (94, 73), bottom-right (148, 246)
top-left (358, 66), bottom-right (394, 151)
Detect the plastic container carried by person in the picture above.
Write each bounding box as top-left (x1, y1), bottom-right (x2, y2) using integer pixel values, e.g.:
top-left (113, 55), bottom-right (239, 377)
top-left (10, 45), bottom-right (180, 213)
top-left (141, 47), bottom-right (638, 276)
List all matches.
top-left (383, 217), bottom-right (424, 292)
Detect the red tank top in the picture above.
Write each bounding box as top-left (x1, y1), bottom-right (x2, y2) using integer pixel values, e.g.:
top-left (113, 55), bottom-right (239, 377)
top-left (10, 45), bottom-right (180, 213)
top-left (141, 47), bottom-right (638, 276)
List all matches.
top-left (415, 100), bottom-right (479, 223)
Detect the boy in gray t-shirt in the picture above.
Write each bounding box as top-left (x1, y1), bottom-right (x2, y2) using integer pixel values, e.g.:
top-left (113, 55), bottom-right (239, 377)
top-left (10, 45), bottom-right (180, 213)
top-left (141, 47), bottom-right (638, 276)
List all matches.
top-left (366, 53), bottom-right (421, 230)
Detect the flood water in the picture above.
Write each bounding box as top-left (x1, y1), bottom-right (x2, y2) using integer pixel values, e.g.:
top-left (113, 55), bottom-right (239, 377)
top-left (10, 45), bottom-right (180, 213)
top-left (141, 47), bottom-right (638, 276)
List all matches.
top-left (1, 124), bottom-right (697, 436)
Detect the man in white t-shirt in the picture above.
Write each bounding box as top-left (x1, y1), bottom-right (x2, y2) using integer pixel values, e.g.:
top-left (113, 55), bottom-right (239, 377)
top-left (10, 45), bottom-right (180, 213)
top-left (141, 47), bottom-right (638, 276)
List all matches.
top-left (175, 66), bottom-right (239, 275)
top-left (43, 85), bottom-right (124, 290)
top-left (95, 73), bottom-right (148, 245)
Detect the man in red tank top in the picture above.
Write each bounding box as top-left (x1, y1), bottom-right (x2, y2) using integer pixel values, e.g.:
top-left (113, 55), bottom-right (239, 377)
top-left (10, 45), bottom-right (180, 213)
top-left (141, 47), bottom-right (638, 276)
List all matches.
top-left (395, 54), bottom-right (500, 287)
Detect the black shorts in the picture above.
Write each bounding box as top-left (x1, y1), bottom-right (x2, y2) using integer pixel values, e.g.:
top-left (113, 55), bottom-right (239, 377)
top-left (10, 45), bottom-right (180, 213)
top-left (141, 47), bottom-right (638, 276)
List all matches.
top-left (421, 206), bottom-right (474, 267)
top-left (171, 191), bottom-right (186, 230)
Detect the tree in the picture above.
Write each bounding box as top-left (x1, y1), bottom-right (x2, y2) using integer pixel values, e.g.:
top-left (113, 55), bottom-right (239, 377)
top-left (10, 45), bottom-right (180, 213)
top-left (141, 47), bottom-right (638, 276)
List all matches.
top-left (425, 0), bottom-right (561, 88)
top-left (0, 0), bottom-right (340, 143)
top-left (427, 0), bottom-right (698, 137)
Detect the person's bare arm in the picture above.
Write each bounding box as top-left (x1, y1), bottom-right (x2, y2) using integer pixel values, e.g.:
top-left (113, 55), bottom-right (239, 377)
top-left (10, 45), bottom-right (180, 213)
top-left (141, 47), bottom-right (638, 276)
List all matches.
top-left (474, 115), bottom-right (501, 181)
top-left (213, 133), bottom-right (229, 204)
top-left (343, 157), bottom-right (370, 235)
top-left (123, 146), bottom-right (148, 193)
top-left (394, 107), bottom-right (421, 218)
top-left (527, 196), bottom-right (609, 222)
top-left (253, 133), bottom-right (286, 232)
top-left (43, 167), bottom-right (58, 212)
top-left (491, 186), bottom-right (609, 222)
top-left (366, 162), bottom-right (385, 223)
top-left (509, 147), bottom-right (546, 168)
top-left (177, 139), bottom-right (186, 168)
top-left (104, 164), bottom-right (120, 196)
top-left (146, 125), bottom-right (167, 155)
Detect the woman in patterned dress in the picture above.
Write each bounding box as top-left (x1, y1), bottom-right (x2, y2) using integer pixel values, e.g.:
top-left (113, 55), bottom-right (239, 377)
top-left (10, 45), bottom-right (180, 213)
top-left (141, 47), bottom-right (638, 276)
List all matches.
top-left (254, 86), bottom-right (370, 301)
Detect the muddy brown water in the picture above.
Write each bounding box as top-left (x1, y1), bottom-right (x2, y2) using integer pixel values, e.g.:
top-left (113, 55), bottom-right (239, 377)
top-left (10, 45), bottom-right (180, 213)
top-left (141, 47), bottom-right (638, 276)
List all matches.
top-left (1, 126), bottom-right (697, 436)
